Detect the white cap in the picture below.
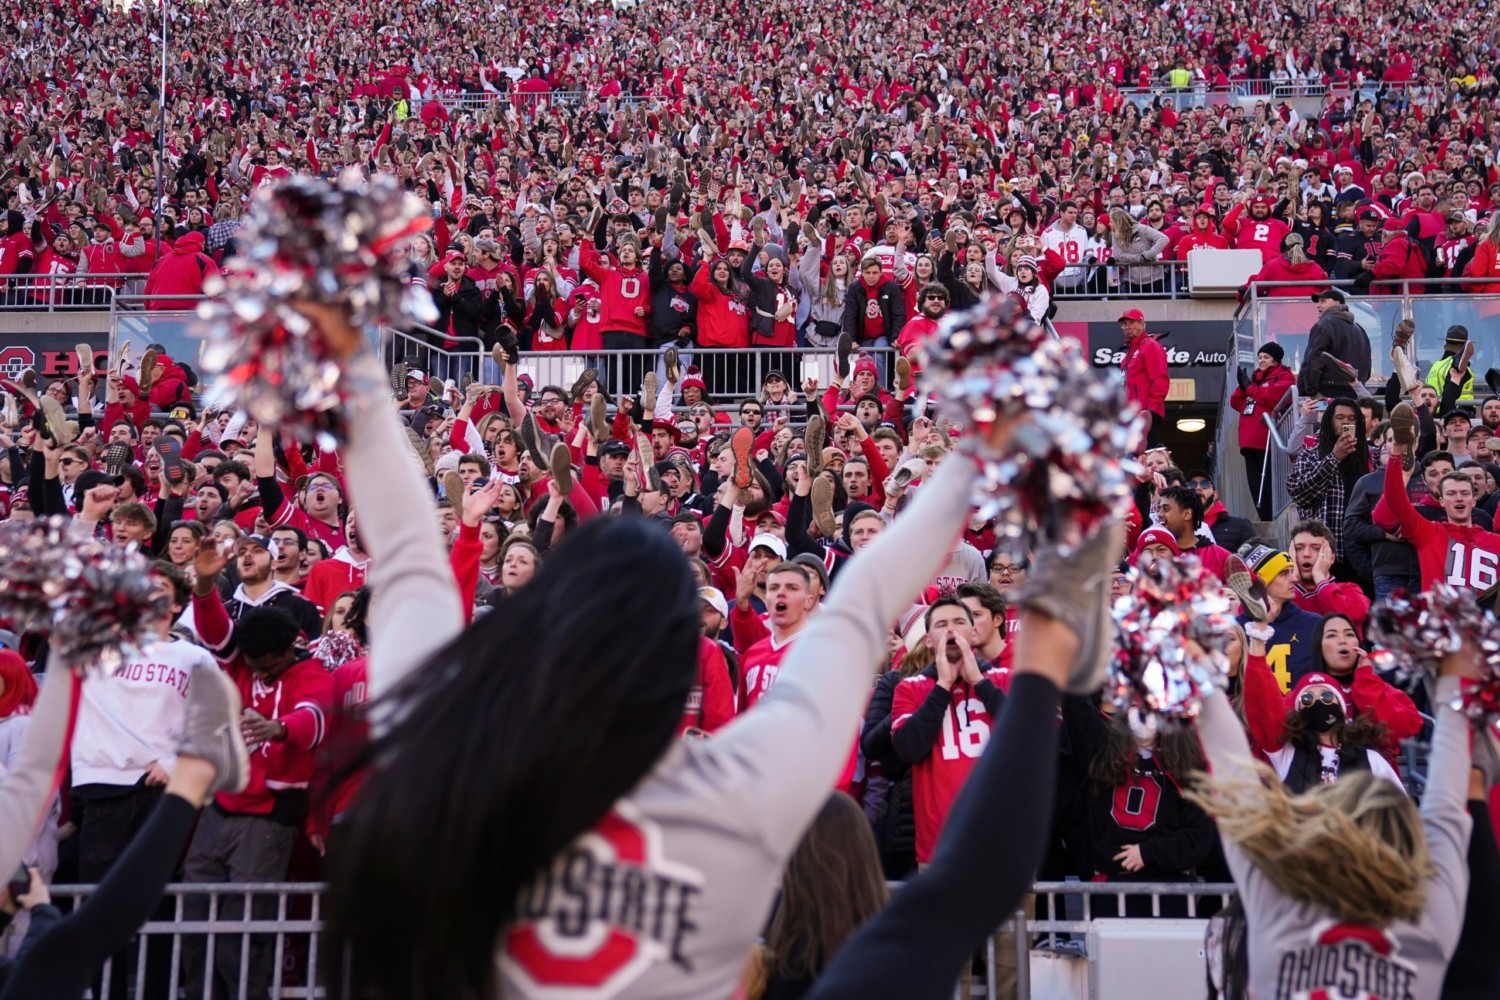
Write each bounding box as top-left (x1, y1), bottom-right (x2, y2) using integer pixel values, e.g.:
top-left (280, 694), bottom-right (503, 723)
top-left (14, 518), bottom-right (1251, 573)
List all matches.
top-left (749, 533), bottom-right (788, 560)
top-left (698, 587), bottom-right (728, 617)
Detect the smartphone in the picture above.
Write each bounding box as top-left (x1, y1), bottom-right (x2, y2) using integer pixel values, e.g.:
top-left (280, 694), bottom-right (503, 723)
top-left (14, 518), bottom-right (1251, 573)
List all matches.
top-left (7, 864), bottom-right (29, 901)
top-left (1313, 399), bottom-right (1330, 413)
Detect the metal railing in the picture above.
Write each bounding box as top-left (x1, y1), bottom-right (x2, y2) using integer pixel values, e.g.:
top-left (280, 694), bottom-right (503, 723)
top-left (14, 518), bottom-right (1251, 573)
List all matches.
top-left (1050, 260), bottom-right (1191, 299)
top-left (38, 880), bottom-right (1237, 1000)
top-left (0, 273), bottom-right (152, 311)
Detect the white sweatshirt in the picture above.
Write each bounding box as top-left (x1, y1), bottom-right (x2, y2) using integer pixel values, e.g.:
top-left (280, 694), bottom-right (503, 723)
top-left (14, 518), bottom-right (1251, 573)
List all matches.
top-left (70, 637), bottom-right (217, 787)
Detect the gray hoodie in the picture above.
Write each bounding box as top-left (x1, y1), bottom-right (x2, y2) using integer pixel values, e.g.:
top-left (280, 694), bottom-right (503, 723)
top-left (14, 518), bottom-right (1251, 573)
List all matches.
top-left (1197, 677), bottom-right (1470, 1000)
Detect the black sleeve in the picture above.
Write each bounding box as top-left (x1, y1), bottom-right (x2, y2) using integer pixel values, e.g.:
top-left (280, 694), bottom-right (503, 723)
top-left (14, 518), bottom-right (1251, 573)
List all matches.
top-left (974, 677), bottom-right (1005, 718)
top-left (1440, 370), bottom-right (1465, 414)
top-left (860, 671), bottom-right (900, 767)
top-left (702, 501), bottom-right (732, 559)
top-left (1137, 795), bottom-right (1216, 873)
top-left (150, 494), bottom-right (185, 554)
top-left (298, 597), bottom-right (323, 640)
top-left (1383, 372), bottom-right (1402, 413)
top-left (257, 474), bottom-right (287, 521)
top-left (891, 682), bottom-right (953, 765)
top-left (807, 674), bottom-right (1062, 1000)
top-left (755, 455), bottom-right (783, 500)
top-left (784, 490), bottom-right (822, 558)
top-left (534, 516), bottom-right (557, 553)
top-left (1416, 402), bottom-right (1438, 456)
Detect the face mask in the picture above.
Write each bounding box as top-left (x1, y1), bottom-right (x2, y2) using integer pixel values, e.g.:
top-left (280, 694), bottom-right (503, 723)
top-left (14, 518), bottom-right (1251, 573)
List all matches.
top-left (1299, 702), bottom-right (1343, 734)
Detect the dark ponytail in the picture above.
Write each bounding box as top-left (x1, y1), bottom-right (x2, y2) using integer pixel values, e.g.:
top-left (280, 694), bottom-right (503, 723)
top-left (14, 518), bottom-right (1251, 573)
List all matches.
top-left (323, 516), bottom-right (701, 1000)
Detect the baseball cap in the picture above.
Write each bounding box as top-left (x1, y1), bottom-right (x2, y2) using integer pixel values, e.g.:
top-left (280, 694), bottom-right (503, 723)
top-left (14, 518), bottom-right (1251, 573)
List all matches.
top-left (1311, 287), bottom-right (1345, 303)
top-left (792, 552), bottom-right (831, 593)
top-left (74, 469), bottom-right (123, 495)
top-left (443, 249), bottom-right (467, 265)
top-left (1117, 308), bottom-right (1146, 323)
top-left (236, 533), bottom-right (280, 559)
top-left (1358, 208), bottom-right (1381, 222)
top-left (749, 532), bottom-right (788, 560)
top-left (602, 439), bottom-right (632, 458)
top-left (698, 587), bottom-right (728, 618)
top-left (407, 368), bottom-right (429, 384)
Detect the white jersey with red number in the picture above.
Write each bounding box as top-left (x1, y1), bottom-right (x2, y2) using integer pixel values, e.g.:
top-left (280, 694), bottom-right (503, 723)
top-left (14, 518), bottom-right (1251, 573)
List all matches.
top-left (891, 667), bottom-right (1011, 862)
top-left (1040, 222), bottom-right (1091, 287)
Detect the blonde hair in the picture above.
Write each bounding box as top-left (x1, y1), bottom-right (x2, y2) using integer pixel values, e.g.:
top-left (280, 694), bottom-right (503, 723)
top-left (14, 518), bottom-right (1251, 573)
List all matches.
top-left (1110, 208), bottom-right (1137, 242)
top-left (1284, 233), bottom-right (1307, 266)
top-left (1186, 765), bottom-right (1433, 926)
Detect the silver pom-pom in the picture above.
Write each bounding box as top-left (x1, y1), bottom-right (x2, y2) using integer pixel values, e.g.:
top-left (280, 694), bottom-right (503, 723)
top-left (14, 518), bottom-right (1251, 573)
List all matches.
top-left (0, 517), bottom-right (169, 668)
top-left (196, 169), bottom-right (437, 446)
top-left (920, 296), bottom-right (1143, 551)
top-left (1108, 555), bottom-right (1235, 723)
top-left (1367, 585), bottom-right (1500, 730)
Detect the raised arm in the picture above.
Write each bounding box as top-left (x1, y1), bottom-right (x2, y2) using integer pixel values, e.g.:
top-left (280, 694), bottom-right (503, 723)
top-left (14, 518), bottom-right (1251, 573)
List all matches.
top-left (0, 659), bottom-right (77, 882)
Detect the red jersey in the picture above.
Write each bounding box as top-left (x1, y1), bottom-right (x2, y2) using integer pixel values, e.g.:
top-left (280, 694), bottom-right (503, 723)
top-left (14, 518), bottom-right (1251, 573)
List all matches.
top-left (891, 665), bottom-right (1011, 861)
top-left (0, 232), bottom-right (35, 276)
top-left (679, 637), bottom-right (736, 735)
top-left (1222, 204), bottom-right (1290, 264)
top-left (1383, 458), bottom-right (1500, 592)
top-left (739, 629), bottom-right (858, 791)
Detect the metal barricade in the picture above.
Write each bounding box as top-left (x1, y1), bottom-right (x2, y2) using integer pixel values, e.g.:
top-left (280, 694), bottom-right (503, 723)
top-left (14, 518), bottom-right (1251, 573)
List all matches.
top-left (1048, 261), bottom-right (1190, 300)
top-left (41, 880), bottom-right (1237, 1000)
top-left (0, 273), bottom-right (151, 311)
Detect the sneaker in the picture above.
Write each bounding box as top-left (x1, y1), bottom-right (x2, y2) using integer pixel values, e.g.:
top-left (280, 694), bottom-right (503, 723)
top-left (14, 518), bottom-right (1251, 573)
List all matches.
top-left (890, 465), bottom-right (915, 490)
top-left (138, 347), bottom-right (160, 392)
top-left (550, 442), bottom-right (574, 496)
top-left (589, 392), bottom-right (609, 442)
top-left (1390, 401), bottom-right (1417, 449)
top-left (894, 355), bottom-right (912, 395)
top-left (391, 360), bottom-right (409, 401)
top-left (20, 369), bottom-right (36, 392)
top-left (1320, 352), bottom-right (1358, 384)
top-left (642, 371), bottom-right (658, 415)
top-left (1223, 554), bottom-right (1267, 622)
top-left (664, 347), bottom-right (680, 385)
top-left (570, 367), bottom-right (599, 403)
top-left (730, 426), bottom-right (754, 490)
top-left (37, 396), bottom-right (72, 445)
top-left (114, 338), bottom-right (132, 376)
top-left (518, 409), bottom-right (548, 466)
top-left (811, 473), bottom-right (837, 539)
top-left (836, 333), bottom-right (854, 382)
top-left (496, 329), bottom-right (520, 366)
top-left (75, 343), bottom-right (94, 378)
top-left (458, 371), bottom-right (473, 395)
top-left (103, 442), bottom-right (133, 477)
top-left (1454, 339), bottom-right (1476, 378)
top-left (635, 431), bottom-right (655, 489)
top-left (178, 668), bottom-right (249, 796)
top-left (1013, 521), bottom-right (1126, 695)
top-left (1486, 368), bottom-right (1500, 397)
top-left (804, 414), bottom-right (825, 477)
top-left (442, 471), bottom-right (466, 522)
top-left (1391, 346), bottom-right (1420, 395)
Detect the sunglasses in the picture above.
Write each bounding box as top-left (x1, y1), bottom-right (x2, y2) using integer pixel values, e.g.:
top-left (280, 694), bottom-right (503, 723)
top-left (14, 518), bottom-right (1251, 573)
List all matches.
top-left (1296, 690), bottom-right (1342, 709)
top-left (1188, 479), bottom-right (1213, 489)
top-left (58, 458), bottom-right (83, 467)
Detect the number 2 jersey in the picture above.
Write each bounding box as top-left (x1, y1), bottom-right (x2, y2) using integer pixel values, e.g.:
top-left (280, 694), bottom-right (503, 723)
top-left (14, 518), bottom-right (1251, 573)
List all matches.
top-left (1382, 457), bottom-right (1500, 593)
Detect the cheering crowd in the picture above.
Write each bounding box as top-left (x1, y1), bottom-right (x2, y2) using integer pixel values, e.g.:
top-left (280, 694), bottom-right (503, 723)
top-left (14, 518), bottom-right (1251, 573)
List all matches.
top-left (0, 0), bottom-right (1494, 996)
top-left (2, 0), bottom-right (1500, 314)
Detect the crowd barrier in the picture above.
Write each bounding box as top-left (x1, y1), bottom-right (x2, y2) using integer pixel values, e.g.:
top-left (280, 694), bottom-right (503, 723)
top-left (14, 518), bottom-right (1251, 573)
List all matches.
top-left (41, 880), bottom-right (1239, 1000)
top-left (0, 273), bottom-right (151, 311)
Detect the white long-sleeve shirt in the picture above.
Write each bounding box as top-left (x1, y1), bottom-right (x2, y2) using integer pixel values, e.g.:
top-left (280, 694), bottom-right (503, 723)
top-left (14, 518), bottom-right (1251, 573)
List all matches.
top-left (70, 637), bottom-right (216, 787)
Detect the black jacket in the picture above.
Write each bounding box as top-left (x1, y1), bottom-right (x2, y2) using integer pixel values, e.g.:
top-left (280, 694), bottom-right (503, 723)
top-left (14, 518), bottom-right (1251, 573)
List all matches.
top-left (1204, 507), bottom-right (1255, 554)
top-left (1343, 467), bottom-right (1419, 582)
top-left (841, 275), bottom-right (906, 343)
top-left (649, 253), bottom-right (697, 343)
top-left (1331, 229), bottom-right (1379, 284)
top-left (1302, 304), bottom-right (1370, 396)
top-left (862, 669), bottom-right (915, 870)
top-left (429, 275), bottom-right (484, 344)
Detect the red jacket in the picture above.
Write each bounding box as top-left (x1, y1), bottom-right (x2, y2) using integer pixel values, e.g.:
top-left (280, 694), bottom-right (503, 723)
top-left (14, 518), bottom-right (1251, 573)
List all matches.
top-left (1462, 239), bottom-right (1500, 293)
top-left (1122, 332), bottom-right (1169, 417)
top-left (1230, 363), bottom-right (1295, 450)
top-left (192, 586), bottom-right (335, 816)
top-left (1174, 231), bottom-right (1229, 259)
top-left (1293, 578), bottom-right (1371, 634)
top-left (1370, 234), bottom-right (1427, 294)
top-left (144, 230), bottom-right (220, 309)
top-left (678, 637), bottom-right (735, 735)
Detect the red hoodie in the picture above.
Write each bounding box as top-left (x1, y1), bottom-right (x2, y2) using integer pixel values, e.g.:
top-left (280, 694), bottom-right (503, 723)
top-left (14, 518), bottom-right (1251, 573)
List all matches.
top-left (144, 230), bottom-right (220, 309)
top-left (1242, 256), bottom-right (1331, 299)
